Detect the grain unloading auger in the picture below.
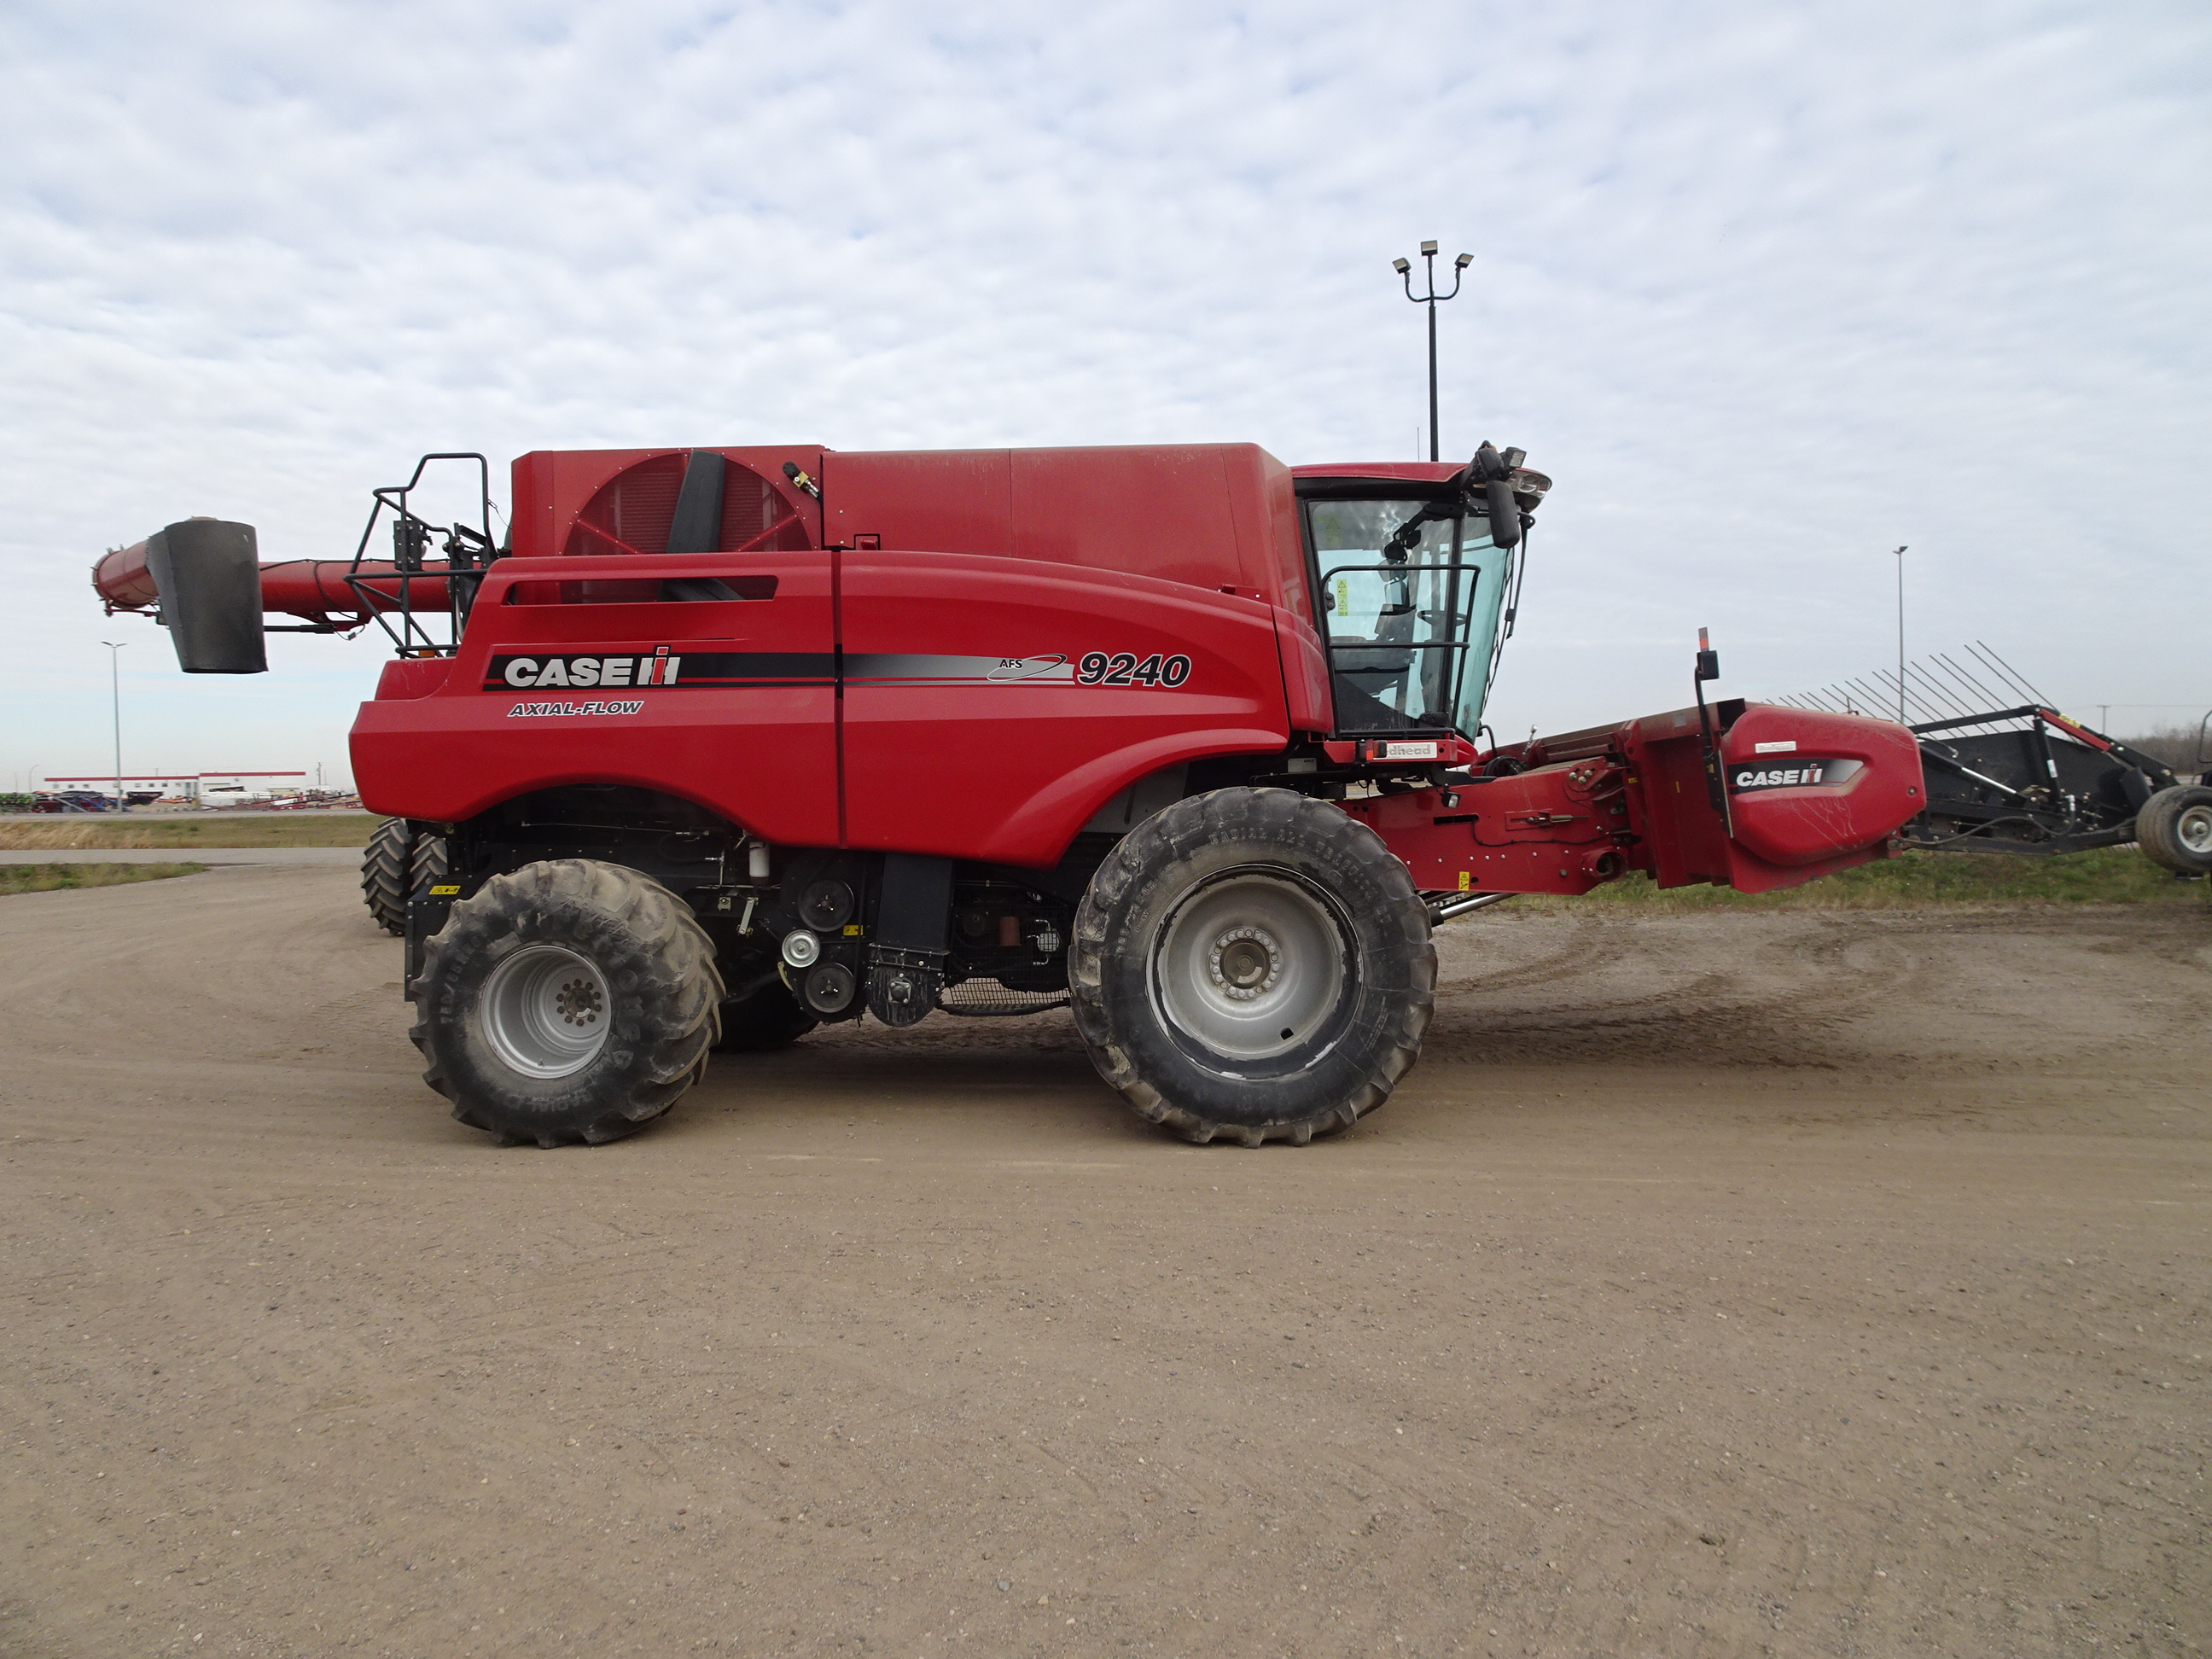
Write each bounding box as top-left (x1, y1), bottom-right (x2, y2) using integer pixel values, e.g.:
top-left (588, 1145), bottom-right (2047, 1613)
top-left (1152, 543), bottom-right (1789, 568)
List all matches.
top-left (94, 441), bottom-right (1927, 1148)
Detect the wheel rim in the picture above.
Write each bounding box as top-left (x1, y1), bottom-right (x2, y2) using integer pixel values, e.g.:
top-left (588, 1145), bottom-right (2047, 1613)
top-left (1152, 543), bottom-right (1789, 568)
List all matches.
top-left (2176, 804), bottom-right (2212, 857)
top-left (1151, 869), bottom-right (1351, 1065)
top-left (481, 945), bottom-right (611, 1079)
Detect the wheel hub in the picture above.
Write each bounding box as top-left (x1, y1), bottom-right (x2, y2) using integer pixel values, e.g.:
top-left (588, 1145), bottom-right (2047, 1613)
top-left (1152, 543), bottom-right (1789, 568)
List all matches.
top-left (1209, 927), bottom-right (1283, 999)
top-left (554, 975), bottom-right (603, 1025)
top-left (1153, 870), bottom-right (1350, 1064)
top-left (481, 944), bottom-right (613, 1080)
top-left (2178, 804), bottom-right (2212, 856)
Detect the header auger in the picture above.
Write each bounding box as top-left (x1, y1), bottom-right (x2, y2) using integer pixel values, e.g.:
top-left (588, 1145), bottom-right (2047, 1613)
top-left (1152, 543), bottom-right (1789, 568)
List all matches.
top-left (94, 438), bottom-right (1926, 1148)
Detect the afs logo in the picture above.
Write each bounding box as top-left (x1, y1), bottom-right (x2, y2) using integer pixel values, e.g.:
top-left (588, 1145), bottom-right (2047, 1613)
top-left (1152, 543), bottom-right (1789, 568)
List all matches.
top-left (987, 655), bottom-right (1068, 682)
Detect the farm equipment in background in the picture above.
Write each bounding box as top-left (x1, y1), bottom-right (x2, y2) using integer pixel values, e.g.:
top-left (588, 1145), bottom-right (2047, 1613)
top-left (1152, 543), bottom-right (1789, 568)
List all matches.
top-left (93, 439), bottom-right (1928, 1149)
top-left (1777, 647), bottom-right (2212, 877)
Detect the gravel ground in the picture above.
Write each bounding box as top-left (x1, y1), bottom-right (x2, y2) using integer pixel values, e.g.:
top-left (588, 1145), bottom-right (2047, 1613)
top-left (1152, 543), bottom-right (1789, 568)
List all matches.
top-left (2, 865), bottom-right (2206, 1658)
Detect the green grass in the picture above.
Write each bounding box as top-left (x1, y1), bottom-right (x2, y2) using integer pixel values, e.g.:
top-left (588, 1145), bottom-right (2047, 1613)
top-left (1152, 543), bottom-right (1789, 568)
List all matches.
top-left (0, 813), bottom-right (382, 851)
top-left (1527, 847), bottom-right (2210, 911)
top-left (0, 862), bottom-right (204, 896)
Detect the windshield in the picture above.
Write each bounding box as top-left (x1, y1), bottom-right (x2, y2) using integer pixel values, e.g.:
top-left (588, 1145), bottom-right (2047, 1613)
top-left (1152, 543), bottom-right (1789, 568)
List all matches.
top-left (1304, 493), bottom-right (1508, 737)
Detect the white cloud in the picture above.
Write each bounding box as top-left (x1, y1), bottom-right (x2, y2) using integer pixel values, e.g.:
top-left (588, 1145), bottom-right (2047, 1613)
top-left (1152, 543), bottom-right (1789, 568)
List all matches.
top-left (3, 0), bottom-right (2207, 793)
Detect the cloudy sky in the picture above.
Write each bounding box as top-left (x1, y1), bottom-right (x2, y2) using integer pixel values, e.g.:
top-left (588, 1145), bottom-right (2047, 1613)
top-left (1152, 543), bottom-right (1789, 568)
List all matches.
top-left (4, 0), bottom-right (2207, 791)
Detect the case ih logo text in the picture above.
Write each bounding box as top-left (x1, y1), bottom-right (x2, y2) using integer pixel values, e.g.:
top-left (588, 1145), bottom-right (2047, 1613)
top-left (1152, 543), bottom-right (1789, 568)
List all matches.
top-left (1729, 759), bottom-right (1856, 792)
top-left (492, 649), bottom-right (680, 690)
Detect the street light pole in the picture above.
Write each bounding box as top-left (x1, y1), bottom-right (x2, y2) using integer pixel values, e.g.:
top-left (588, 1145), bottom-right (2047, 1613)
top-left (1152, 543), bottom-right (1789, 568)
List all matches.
top-left (101, 641), bottom-right (125, 812)
top-left (1892, 546), bottom-right (1907, 725)
top-left (1394, 242), bottom-right (1472, 463)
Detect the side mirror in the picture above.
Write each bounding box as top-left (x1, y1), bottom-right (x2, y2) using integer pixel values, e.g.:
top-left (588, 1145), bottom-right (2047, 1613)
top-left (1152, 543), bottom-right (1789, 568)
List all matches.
top-left (1464, 441), bottom-right (1522, 550)
top-left (145, 519), bottom-right (267, 673)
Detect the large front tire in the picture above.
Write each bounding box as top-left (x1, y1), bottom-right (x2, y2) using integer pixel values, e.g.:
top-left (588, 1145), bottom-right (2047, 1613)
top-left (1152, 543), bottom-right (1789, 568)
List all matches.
top-left (1069, 788), bottom-right (1435, 1146)
top-left (411, 859), bottom-right (725, 1147)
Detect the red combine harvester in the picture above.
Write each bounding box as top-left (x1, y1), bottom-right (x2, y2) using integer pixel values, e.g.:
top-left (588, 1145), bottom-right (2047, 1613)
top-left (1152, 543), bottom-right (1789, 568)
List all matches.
top-left (94, 442), bottom-right (1924, 1147)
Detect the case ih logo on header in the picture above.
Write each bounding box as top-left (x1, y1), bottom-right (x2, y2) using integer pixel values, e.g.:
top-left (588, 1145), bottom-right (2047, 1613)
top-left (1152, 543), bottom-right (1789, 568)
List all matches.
top-left (1728, 758), bottom-right (1861, 793)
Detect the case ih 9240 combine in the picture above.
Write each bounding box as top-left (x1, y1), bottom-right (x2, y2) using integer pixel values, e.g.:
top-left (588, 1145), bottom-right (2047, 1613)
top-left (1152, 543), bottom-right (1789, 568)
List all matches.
top-left (94, 440), bottom-right (1927, 1148)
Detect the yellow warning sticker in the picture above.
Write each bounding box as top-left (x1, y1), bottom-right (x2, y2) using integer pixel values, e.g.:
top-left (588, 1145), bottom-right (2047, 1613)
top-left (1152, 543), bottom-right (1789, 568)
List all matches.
top-left (1457, 870), bottom-right (1472, 892)
top-left (429, 884), bottom-right (460, 896)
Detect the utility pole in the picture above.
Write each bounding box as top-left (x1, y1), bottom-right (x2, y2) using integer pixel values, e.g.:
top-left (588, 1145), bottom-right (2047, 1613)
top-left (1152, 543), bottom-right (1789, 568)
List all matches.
top-left (101, 641), bottom-right (126, 812)
top-left (1892, 546), bottom-right (1907, 725)
top-left (1393, 242), bottom-right (1471, 463)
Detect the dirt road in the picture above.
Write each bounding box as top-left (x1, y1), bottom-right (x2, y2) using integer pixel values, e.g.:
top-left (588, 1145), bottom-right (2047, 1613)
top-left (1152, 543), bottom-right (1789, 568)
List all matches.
top-left (3, 868), bottom-right (2206, 1658)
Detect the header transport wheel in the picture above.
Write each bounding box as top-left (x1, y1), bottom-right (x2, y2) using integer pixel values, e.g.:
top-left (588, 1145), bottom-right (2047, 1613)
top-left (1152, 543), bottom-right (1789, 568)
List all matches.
top-left (411, 859), bottom-right (725, 1146)
top-left (2135, 784), bottom-right (2212, 876)
top-left (1069, 787), bottom-right (1435, 1146)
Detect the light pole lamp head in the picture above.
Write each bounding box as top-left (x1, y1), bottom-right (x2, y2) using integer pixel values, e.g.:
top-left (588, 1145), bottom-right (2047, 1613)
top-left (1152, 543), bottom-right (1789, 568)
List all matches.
top-left (1419, 240), bottom-right (1439, 256)
top-left (1392, 257), bottom-right (1412, 274)
top-left (1454, 252), bottom-right (1472, 270)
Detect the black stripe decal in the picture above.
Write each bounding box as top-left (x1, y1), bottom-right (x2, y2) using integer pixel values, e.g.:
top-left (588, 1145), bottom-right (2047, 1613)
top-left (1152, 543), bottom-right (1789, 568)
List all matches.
top-left (486, 651), bottom-right (835, 691)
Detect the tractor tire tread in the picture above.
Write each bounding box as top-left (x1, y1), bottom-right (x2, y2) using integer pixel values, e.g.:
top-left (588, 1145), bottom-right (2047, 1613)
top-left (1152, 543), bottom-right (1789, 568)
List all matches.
top-left (410, 859), bottom-right (724, 1147)
top-left (1069, 787), bottom-right (1434, 1147)
top-left (360, 818), bottom-right (412, 935)
top-left (410, 831), bottom-right (449, 896)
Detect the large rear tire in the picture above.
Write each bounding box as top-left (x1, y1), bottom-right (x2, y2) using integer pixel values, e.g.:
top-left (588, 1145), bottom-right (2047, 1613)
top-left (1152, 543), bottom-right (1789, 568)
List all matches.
top-left (1069, 787), bottom-right (1435, 1146)
top-left (410, 830), bottom-right (450, 898)
top-left (361, 818), bottom-right (412, 935)
top-left (2136, 784), bottom-right (2212, 875)
top-left (411, 859), bottom-right (725, 1147)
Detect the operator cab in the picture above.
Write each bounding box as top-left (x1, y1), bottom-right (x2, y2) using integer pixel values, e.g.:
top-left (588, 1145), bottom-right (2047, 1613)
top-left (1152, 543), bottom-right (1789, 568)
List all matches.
top-left (1295, 458), bottom-right (1541, 741)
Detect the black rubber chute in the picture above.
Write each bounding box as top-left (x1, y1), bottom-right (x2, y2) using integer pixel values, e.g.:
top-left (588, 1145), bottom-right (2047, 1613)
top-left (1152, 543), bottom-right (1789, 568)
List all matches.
top-left (145, 519), bottom-right (267, 673)
top-left (666, 451), bottom-right (726, 555)
top-left (876, 854), bottom-right (953, 952)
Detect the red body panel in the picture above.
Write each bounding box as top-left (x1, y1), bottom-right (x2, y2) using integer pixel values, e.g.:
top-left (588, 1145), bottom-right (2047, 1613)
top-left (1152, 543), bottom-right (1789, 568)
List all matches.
top-left (340, 441), bottom-right (1924, 891)
top-left (838, 552), bottom-right (1289, 863)
top-left (357, 444), bottom-right (1316, 865)
top-left (1713, 705), bottom-right (1924, 876)
top-left (353, 552), bottom-right (841, 844)
top-left (823, 445), bottom-right (1305, 604)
